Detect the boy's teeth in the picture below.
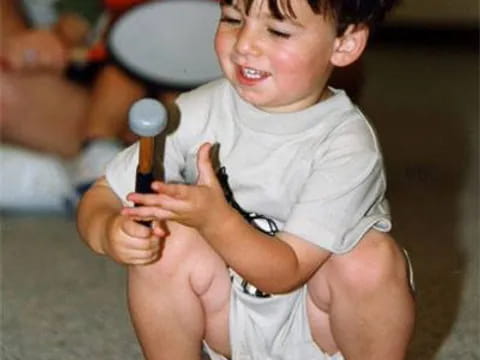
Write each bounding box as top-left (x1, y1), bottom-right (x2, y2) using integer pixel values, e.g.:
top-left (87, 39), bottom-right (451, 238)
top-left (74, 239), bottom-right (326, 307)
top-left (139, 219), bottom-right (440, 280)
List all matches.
top-left (242, 67), bottom-right (266, 79)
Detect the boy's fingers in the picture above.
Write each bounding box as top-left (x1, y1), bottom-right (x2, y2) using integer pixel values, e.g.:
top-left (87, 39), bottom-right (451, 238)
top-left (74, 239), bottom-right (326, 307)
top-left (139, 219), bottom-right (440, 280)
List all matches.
top-left (128, 186), bottom-right (186, 203)
top-left (151, 219), bottom-right (168, 237)
top-left (117, 238), bottom-right (161, 261)
top-left (196, 143), bottom-right (218, 186)
top-left (128, 237), bottom-right (157, 251)
top-left (123, 248), bottom-right (157, 259)
top-left (152, 224), bottom-right (167, 237)
top-left (149, 236), bottom-right (161, 250)
top-left (121, 217), bottom-right (152, 238)
top-left (151, 182), bottom-right (189, 199)
top-left (122, 205), bottom-right (176, 221)
top-left (128, 253), bottom-right (159, 265)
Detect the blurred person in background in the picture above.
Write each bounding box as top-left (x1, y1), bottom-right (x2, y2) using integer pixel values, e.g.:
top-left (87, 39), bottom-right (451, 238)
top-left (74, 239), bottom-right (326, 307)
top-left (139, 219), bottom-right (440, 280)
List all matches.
top-left (0, 0), bottom-right (153, 211)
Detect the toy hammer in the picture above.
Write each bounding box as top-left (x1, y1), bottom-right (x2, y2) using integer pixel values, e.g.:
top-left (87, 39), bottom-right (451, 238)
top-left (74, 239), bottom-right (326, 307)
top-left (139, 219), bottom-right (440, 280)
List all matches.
top-left (128, 98), bottom-right (167, 225)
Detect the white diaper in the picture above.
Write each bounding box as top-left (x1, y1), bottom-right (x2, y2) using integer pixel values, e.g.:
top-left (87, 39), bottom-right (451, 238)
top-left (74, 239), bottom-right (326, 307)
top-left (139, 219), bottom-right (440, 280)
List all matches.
top-left (203, 271), bottom-right (343, 360)
top-left (204, 249), bottom-right (416, 360)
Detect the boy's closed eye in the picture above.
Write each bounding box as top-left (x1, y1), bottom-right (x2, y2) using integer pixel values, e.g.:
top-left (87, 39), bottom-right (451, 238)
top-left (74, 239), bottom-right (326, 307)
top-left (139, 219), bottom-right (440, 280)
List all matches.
top-left (267, 27), bottom-right (291, 38)
top-left (220, 16), bottom-right (242, 25)
top-left (220, 17), bottom-right (292, 38)
top-left (267, 16), bottom-right (303, 39)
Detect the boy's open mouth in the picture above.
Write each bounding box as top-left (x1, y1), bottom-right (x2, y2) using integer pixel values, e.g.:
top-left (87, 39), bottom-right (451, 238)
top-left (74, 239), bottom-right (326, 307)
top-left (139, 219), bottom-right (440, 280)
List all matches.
top-left (238, 66), bottom-right (271, 82)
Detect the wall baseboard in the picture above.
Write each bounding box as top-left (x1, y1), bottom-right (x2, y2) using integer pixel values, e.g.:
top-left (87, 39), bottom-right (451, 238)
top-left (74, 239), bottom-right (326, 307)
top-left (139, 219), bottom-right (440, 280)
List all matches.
top-left (371, 24), bottom-right (479, 49)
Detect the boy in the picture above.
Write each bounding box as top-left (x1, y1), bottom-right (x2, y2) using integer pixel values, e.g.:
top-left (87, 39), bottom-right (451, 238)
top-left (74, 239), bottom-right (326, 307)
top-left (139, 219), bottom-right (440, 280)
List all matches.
top-left (77, 0), bottom-right (415, 359)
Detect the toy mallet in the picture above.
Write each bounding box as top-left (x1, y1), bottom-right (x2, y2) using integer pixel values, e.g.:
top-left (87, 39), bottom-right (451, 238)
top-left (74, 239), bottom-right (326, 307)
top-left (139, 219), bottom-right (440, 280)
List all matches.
top-left (128, 98), bottom-right (167, 225)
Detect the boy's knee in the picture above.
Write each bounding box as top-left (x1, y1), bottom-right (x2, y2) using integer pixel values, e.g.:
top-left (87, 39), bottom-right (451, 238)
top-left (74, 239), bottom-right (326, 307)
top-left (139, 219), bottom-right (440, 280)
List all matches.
top-left (129, 223), bottom-right (197, 280)
top-left (329, 230), bottom-right (407, 296)
top-left (128, 254), bottom-right (173, 287)
top-left (129, 222), bottom-right (228, 294)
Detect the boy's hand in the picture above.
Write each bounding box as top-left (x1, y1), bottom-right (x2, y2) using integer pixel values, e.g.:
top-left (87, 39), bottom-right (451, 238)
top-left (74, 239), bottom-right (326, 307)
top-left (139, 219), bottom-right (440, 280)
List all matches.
top-left (103, 214), bottom-right (164, 265)
top-left (123, 143), bottom-right (234, 233)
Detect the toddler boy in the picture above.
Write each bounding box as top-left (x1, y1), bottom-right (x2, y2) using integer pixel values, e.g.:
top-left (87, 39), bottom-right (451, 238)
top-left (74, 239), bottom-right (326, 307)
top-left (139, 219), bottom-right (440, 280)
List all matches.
top-left (78, 0), bottom-right (415, 359)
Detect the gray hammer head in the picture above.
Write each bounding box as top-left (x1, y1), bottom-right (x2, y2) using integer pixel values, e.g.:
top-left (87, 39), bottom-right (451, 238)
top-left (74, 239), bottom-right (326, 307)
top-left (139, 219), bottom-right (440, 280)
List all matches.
top-left (128, 98), bottom-right (167, 137)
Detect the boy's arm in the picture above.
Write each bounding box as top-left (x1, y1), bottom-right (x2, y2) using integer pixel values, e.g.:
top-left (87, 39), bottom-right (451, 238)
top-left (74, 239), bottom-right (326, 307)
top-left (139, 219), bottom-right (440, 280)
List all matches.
top-left (128, 183), bottom-right (330, 294)
top-left (78, 177), bottom-right (163, 265)
top-left (77, 177), bottom-right (123, 255)
top-left (124, 144), bottom-right (332, 294)
top-left (201, 208), bottom-right (332, 294)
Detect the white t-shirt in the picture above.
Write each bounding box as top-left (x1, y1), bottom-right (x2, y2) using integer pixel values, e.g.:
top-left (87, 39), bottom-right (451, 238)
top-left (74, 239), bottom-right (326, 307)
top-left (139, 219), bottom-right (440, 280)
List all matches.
top-left (106, 78), bottom-right (391, 254)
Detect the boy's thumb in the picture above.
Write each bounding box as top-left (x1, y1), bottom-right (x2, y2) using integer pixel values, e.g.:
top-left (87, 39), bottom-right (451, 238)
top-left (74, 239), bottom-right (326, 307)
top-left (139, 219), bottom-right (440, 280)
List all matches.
top-left (196, 142), bottom-right (216, 185)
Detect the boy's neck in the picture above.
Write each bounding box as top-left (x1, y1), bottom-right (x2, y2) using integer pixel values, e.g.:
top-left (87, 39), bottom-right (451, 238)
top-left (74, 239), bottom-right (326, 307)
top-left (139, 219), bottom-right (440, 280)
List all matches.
top-left (319, 87), bottom-right (334, 102)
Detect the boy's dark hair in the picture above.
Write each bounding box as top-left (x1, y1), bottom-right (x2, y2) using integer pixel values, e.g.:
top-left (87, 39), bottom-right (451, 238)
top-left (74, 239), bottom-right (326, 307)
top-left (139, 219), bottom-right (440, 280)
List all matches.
top-left (221, 0), bottom-right (399, 33)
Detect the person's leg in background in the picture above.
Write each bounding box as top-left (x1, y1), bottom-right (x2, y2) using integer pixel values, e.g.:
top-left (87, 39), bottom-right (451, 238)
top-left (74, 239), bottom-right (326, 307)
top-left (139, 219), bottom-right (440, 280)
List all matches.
top-left (0, 0), bottom-right (185, 210)
top-left (0, 0), bottom-right (90, 157)
top-left (73, 64), bottom-right (147, 192)
top-left (0, 70), bottom-right (90, 157)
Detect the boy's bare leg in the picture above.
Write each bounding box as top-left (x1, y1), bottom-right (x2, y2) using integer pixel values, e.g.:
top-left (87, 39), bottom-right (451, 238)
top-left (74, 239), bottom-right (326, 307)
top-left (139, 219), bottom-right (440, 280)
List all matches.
top-left (128, 221), bottom-right (231, 360)
top-left (307, 230), bottom-right (415, 360)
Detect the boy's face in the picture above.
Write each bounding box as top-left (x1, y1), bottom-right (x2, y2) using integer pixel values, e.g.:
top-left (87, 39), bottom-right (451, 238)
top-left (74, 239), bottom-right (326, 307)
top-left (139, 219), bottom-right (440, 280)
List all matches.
top-left (215, 0), bottom-right (338, 113)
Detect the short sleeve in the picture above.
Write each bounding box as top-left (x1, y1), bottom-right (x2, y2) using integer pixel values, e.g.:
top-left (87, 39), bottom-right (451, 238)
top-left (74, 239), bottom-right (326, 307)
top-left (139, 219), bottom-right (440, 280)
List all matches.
top-left (104, 82), bottom-right (224, 204)
top-left (105, 142), bottom-right (138, 206)
top-left (105, 135), bottom-right (186, 206)
top-left (283, 122), bottom-right (391, 254)
top-left (163, 132), bottom-right (187, 183)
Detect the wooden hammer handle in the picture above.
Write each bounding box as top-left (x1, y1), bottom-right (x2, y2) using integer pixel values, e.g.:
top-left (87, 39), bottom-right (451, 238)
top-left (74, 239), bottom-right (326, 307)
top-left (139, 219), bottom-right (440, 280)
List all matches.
top-left (138, 136), bottom-right (155, 175)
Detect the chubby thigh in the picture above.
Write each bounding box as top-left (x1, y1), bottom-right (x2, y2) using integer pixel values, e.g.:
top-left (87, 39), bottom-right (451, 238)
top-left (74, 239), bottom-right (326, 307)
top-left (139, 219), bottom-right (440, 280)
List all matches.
top-left (162, 221), bottom-right (232, 357)
top-left (127, 220), bottom-right (232, 359)
top-left (142, 223), bottom-right (412, 359)
top-left (143, 223), bottom-right (318, 358)
top-left (157, 222), bottom-right (342, 360)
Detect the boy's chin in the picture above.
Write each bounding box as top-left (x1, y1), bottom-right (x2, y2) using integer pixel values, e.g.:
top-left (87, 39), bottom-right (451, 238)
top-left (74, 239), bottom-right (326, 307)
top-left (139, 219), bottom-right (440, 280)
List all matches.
top-left (228, 80), bottom-right (296, 112)
top-left (234, 86), bottom-right (270, 107)
top-left (237, 92), bottom-right (271, 110)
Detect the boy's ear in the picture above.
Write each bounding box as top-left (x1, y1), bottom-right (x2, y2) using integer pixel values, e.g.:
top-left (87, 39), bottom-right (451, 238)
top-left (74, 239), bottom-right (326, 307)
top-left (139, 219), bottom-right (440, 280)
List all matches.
top-left (331, 24), bottom-right (369, 67)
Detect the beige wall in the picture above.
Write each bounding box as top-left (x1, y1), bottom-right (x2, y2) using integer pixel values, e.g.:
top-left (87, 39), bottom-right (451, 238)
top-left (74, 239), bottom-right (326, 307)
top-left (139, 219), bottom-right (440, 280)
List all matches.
top-left (388, 0), bottom-right (479, 26)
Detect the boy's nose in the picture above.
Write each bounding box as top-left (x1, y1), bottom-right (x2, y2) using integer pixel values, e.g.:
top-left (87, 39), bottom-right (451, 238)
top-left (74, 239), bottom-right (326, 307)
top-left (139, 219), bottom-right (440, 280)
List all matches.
top-left (234, 26), bottom-right (261, 57)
